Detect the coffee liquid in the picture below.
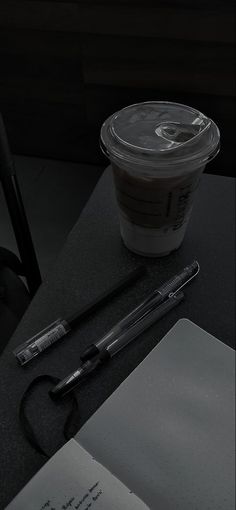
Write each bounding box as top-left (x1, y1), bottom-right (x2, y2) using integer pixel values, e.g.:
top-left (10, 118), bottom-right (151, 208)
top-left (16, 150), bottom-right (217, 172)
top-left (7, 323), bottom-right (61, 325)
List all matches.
top-left (112, 164), bottom-right (201, 232)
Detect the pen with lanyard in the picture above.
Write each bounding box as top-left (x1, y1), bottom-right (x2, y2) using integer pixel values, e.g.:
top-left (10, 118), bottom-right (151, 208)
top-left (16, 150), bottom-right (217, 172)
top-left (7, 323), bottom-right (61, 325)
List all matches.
top-left (50, 260), bottom-right (200, 399)
top-left (50, 291), bottom-right (184, 399)
top-left (80, 260), bottom-right (200, 362)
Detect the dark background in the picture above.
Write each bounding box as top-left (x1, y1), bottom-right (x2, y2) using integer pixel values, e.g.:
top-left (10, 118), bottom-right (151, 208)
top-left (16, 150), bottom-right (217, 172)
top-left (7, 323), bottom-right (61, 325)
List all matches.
top-left (0, 0), bottom-right (235, 176)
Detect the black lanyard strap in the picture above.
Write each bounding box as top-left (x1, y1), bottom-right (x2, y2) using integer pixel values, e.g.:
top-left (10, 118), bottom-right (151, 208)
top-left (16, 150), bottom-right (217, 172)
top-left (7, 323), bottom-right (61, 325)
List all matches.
top-left (19, 375), bottom-right (80, 459)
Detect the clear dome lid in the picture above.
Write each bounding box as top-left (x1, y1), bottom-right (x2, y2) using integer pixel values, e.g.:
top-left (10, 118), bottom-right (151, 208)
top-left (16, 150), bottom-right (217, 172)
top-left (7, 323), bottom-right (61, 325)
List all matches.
top-left (100, 101), bottom-right (220, 169)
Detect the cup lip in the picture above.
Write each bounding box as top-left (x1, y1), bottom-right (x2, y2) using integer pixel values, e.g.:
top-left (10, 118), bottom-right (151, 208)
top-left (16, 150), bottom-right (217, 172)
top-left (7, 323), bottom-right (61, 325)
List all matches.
top-left (100, 101), bottom-right (220, 169)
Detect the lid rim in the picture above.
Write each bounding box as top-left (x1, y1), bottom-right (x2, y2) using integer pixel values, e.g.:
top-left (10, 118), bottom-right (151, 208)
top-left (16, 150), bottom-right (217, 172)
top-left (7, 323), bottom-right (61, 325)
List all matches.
top-left (100, 136), bottom-right (220, 168)
top-left (102, 144), bottom-right (220, 169)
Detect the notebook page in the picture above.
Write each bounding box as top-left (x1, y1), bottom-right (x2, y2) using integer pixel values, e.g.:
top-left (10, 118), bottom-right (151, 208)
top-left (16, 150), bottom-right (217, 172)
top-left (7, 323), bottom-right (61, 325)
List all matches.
top-left (76, 319), bottom-right (235, 510)
top-left (6, 439), bottom-right (149, 510)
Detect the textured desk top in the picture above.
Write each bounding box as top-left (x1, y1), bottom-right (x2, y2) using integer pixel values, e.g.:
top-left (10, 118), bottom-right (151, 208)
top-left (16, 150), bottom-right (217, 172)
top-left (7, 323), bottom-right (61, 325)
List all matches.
top-left (0, 168), bottom-right (235, 509)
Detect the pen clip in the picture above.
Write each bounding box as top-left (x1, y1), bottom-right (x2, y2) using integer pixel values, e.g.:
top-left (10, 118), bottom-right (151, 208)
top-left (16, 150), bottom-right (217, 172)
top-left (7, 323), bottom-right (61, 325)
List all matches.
top-left (168, 261), bottom-right (200, 298)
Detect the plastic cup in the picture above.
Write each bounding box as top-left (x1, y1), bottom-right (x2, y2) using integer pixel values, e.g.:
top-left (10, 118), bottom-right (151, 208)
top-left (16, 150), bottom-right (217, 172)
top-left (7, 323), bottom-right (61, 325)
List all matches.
top-left (100, 101), bottom-right (220, 257)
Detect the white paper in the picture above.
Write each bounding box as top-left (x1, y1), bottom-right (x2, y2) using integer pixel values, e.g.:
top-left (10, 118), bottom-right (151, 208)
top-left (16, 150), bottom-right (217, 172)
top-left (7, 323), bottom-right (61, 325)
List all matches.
top-left (6, 439), bottom-right (149, 510)
top-left (76, 319), bottom-right (235, 510)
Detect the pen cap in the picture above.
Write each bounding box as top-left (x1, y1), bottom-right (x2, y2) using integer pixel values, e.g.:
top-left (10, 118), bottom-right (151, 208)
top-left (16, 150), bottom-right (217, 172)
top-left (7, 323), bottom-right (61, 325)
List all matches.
top-left (13, 319), bottom-right (70, 365)
top-left (159, 260), bottom-right (199, 297)
top-left (106, 291), bottom-right (184, 358)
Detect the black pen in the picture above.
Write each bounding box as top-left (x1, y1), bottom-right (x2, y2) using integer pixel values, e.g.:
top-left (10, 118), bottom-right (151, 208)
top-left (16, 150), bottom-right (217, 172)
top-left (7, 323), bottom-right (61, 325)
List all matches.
top-left (80, 260), bottom-right (200, 362)
top-left (49, 291), bottom-right (184, 399)
top-left (13, 265), bottom-right (146, 365)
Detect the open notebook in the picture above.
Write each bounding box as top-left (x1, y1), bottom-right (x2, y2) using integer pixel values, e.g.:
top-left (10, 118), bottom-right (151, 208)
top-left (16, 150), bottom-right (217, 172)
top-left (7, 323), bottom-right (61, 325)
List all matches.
top-left (6, 319), bottom-right (235, 510)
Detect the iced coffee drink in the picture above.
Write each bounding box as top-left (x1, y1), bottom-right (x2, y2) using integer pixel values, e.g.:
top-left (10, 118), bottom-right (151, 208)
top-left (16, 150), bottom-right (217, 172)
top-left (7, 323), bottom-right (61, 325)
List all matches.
top-left (100, 102), bottom-right (220, 256)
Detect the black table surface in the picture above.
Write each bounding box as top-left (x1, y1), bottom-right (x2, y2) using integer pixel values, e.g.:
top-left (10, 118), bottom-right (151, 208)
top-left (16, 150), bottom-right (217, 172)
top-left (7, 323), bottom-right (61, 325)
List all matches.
top-left (0, 168), bottom-right (235, 509)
